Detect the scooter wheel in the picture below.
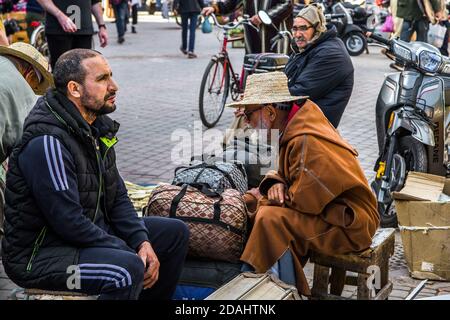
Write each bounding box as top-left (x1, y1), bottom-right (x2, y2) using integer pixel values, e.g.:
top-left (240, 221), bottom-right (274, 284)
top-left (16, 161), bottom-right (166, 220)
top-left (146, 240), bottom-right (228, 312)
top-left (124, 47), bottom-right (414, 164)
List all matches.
top-left (343, 32), bottom-right (367, 56)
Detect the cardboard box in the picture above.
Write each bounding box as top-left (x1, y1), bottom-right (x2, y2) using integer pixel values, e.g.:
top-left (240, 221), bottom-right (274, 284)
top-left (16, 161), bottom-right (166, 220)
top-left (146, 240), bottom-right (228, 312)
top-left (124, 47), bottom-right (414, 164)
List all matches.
top-left (393, 172), bottom-right (450, 281)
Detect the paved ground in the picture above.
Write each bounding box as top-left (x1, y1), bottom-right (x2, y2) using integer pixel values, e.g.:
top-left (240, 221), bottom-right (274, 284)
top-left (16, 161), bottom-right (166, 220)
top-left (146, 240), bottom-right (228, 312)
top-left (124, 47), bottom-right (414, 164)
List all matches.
top-left (1, 13), bottom-right (449, 300)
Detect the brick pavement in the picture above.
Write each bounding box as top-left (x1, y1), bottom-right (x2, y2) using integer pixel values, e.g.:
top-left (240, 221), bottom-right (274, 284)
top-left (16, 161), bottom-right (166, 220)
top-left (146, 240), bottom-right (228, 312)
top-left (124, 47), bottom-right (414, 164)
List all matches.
top-left (1, 13), bottom-right (449, 300)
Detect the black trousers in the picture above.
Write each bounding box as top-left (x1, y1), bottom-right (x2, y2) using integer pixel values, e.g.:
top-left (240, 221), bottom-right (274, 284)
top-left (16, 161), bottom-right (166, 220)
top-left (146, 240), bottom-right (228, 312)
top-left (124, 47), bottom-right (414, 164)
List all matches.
top-left (74, 217), bottom-right (189, 300)
top-left (131, 4), bottom-right (138, 25)
top-left (46, 34), bottom-right (93, 69)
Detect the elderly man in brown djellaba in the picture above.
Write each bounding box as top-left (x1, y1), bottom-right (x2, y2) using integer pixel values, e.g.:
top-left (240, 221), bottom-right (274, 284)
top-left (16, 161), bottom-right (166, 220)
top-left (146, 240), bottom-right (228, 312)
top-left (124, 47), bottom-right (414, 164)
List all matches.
top-left (227, 71), bottom-right (380, 297)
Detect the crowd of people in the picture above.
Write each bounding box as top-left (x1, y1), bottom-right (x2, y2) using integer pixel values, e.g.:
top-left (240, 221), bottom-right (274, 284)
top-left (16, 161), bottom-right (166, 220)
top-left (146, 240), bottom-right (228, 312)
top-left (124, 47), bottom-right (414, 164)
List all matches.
top-left (0, 0), bottom-right (448, 300)
top-left (388, 0), bottom-right (449, 55)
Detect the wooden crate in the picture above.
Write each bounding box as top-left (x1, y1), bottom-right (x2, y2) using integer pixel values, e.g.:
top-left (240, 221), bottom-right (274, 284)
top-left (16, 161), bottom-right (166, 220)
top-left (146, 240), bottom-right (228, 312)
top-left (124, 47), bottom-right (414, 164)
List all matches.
top-left (205, 272), bottom-right (302, 300)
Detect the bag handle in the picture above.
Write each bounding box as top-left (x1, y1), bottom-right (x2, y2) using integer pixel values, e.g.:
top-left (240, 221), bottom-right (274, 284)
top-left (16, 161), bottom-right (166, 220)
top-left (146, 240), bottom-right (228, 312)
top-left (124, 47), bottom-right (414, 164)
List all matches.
top-left (169, 183), bottom-right (223, 217)
top-left (174, 162), bottom-right (239, 191)
top-left (174, 162), bottom-right (208, 176)
top-left (168, 184), bottom-right (244, 236)
top-left (170, 184), bottom-right (189, 218)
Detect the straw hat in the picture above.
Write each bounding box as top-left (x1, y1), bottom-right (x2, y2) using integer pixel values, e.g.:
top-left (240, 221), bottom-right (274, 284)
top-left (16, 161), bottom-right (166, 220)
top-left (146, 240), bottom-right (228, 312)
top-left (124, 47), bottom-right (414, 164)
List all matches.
top-left (226, 71), bottom-right (307, 108)
top-left (0, 42), bottom-right (53, 95)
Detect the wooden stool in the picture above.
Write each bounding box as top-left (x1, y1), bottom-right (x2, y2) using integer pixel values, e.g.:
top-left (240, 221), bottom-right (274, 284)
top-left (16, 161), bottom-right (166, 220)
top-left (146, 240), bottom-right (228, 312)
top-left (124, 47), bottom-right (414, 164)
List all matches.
top-left (310, 228), bottom-right (396, 300)
top-left (23, 289), bottom-right (97, 300)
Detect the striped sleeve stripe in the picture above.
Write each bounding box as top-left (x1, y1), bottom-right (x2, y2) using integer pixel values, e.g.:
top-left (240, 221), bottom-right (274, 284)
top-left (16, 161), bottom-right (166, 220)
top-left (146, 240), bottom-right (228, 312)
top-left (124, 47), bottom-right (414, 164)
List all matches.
top-left (43, 135), bottom-right (69, 191)
top-left (80, 269), bottom-right (128, 288)
top-left (79, 263), bottom-right (132, 287)
top-left (43, 135), bottom-right (60, 191)
top-left (80, 275), bottom-right (122, 288)
top-left (55, 137), bottom-right (69, 190)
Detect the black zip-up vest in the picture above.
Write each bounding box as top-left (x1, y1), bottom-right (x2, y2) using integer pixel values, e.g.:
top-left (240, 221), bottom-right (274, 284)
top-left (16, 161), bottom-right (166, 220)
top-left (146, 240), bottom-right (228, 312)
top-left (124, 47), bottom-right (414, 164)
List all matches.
top-left (1, 89), bottom-right (120, 290)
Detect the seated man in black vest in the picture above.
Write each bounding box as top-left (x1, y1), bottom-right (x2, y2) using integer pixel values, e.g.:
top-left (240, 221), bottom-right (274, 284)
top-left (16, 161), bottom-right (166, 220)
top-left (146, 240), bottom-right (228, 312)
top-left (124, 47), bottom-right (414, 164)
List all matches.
top-left (1, 49), bottom-right (189, 300)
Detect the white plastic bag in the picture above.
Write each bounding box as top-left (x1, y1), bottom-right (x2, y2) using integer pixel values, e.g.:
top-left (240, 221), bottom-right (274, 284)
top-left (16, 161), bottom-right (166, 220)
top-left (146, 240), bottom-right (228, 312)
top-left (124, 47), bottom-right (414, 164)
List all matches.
top-left (428, 23), bottom-right (447, 48)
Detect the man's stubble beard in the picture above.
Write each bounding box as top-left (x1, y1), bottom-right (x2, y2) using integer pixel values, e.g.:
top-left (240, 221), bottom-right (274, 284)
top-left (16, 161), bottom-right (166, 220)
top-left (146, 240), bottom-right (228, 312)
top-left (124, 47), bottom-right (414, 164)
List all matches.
top-left (81, 93), bottom-right (117, 118)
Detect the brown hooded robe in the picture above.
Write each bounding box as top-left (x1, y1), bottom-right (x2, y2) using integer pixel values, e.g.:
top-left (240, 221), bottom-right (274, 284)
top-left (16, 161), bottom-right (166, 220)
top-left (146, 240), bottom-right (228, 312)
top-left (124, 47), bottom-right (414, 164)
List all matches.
top-left (240, 100), bottom-right (380, 296)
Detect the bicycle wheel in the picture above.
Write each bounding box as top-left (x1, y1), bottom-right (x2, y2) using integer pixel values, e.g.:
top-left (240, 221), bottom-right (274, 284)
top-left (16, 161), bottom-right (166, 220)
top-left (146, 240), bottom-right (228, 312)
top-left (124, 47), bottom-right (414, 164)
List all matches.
top-left (199, 58), bottom-right (230, 128)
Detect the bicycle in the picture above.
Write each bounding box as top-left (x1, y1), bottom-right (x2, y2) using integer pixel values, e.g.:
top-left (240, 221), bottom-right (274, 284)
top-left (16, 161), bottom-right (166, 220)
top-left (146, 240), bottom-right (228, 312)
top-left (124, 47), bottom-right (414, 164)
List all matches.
top-left (198, 13), bottom-right (259, 128)
top-left (30, 22), bottom-right (49, 62)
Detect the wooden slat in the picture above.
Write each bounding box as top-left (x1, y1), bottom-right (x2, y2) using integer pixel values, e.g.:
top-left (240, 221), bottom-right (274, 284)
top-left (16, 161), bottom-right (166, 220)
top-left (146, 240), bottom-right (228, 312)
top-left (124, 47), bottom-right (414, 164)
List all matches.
top-left (25, 289), bottom-right (89, 297)
top-left (310, 228), bottom-right (395, 273)
top-left (205, 273), bottom-right (267, 300)
top-left (205, 273), bottom-right (301, 300)
top-left (24, 289), bottom-right (97, 300)
top-left (374, 281), bottom-right (393, 300)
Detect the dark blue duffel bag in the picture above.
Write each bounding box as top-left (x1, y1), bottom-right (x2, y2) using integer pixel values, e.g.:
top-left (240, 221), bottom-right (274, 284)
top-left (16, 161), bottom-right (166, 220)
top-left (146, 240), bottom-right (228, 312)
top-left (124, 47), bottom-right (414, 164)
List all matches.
top-left (173, 259), bottom-right (242, 300)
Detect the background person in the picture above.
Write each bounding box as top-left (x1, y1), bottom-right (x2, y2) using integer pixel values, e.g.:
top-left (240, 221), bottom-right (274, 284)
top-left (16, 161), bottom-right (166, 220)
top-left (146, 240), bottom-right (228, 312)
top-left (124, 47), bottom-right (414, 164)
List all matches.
top-left (202, 0), bottom-right (293, 54)
top-left (173, 0), bottom-right (205, 58)
top-left (37, 0), bottom-right (108, 68)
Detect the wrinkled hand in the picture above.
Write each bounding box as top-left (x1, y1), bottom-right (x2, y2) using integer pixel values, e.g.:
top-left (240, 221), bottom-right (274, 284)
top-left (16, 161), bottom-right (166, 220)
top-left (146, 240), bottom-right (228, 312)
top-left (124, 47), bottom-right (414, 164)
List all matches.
top-left (250, 15), bottom-right (262, 27)
top-left (137, 241), bottom-right (160, 289)
top-left (268, 183), bottom-right (289, 205)
top-left (57, 14), bottom-right (78, 33)
top-left (98, 28), bottom-right (108, 48)
top-left (202, 7), bottom-right (215, 16)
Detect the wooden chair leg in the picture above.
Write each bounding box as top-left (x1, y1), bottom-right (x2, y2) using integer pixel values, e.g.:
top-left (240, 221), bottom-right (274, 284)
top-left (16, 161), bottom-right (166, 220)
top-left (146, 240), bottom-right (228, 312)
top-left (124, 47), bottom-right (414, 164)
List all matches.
top-left (312, 264), bottom-right (330, 298)
top-left (357, 273), bottom-right (371, 300)
top-left (329, 267), bottom-right (346, 296)
top-left (380, 259), bottom-right (389, 289)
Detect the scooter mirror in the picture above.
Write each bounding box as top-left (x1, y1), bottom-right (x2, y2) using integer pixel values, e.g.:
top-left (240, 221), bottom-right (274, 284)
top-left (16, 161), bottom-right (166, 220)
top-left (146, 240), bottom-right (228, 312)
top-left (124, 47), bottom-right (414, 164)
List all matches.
top-left (366, 14), bottom-right (378, 31)
top-left (258, 10), bottom-right (272, 25)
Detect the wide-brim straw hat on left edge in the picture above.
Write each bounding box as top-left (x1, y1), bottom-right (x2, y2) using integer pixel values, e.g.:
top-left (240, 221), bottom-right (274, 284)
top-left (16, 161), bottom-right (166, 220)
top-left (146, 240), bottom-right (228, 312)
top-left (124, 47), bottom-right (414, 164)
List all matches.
top-left (0, 42), bottom-right (53, 95)
top-left (226, 71), bottom-right (308, 108)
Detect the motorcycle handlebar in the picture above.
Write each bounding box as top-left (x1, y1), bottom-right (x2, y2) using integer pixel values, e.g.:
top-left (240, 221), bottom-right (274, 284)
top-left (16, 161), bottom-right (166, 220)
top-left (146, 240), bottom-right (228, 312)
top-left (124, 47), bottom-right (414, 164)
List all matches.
top-left (325, 13), bottom-right (347, 20)
top-left (369, 32), bottom-right (391, 46)
top-left (270, 33), bottom-right (283, 45)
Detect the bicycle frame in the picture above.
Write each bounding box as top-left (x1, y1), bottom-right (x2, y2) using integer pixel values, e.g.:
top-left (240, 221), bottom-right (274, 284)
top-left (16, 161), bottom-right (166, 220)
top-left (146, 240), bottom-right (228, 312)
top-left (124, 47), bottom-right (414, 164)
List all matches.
top-left (208, 32), bottom-right (246, 97)
top-left (207, 15), bottom-right (253, 97)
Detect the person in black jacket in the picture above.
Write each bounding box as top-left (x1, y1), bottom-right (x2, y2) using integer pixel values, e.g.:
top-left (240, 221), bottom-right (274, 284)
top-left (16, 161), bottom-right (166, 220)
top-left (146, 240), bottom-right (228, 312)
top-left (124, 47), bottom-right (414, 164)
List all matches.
top-left (284, 4), bottom-right (354, 127)
top-left (37, 0), bottom-right (108, 68)
top-left (173, 0), bottom-right (205, 58)
top-left (1, 49), bottom-right (189, 300)
top-left (202, 0), bottom-right (293, 54)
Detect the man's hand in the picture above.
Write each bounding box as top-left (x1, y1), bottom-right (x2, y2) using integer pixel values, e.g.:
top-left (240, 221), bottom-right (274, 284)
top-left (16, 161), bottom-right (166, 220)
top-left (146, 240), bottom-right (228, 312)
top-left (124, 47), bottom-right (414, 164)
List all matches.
top-left (98, 27), bottom-right (108, 48)
top-left (202, 7), bottom-right (215, 16)
top-left (137, 241), bottom-right (160, 289)
top-left (268, 183), bottom-right (289, 205)
top-left (234, 107), bottom-right (245, 117)
top-left (57, 13), bottom-right (78, 33)
top-left (436, 11), bottom-right (446, 21)
top-left (0, 26), bottom-right (8, 46)
top-left (247, 187), bottom-right (263, 201)
top-left (250, 15), bottom-right (262, 27)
